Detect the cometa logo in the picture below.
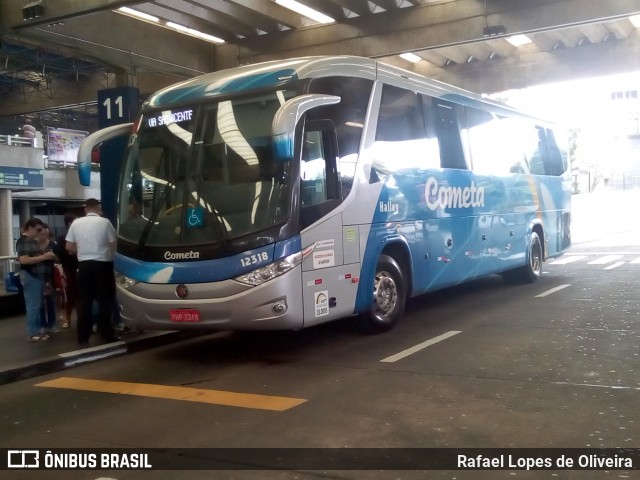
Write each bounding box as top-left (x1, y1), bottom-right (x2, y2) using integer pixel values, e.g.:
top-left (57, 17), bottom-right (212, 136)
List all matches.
top-left (164, 250), bottom-right (200, 260)
top-left (424, 176), bottom-right (485, 210)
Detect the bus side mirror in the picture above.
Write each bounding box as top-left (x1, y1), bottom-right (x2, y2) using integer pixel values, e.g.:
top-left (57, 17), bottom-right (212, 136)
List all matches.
top-left (77, 123), bottom-right (133, 186)
top-left (272, 94), bottom-right (340, 162)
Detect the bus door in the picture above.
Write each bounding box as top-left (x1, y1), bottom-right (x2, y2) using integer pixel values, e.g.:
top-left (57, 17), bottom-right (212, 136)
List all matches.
top-left (299, 121), bottom-right (360, 326)
top-left (423, 100), bottom-right (473, 289)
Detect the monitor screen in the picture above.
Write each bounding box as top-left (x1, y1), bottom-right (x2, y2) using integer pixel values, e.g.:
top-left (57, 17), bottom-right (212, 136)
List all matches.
top-left (46, 127), bottom-right (88, 164)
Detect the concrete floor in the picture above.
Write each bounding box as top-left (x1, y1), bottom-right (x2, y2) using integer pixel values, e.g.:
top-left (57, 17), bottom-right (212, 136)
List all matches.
top-left (1, 189), bottom-right (640, 479)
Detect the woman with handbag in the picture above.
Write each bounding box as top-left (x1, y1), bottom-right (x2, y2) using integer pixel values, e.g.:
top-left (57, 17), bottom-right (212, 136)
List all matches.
top-left (16, 218), bottom-right (57, 341)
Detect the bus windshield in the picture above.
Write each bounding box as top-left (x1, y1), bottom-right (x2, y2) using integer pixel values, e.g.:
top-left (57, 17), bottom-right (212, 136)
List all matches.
top-left (118, 90), bottom-right (296, 253)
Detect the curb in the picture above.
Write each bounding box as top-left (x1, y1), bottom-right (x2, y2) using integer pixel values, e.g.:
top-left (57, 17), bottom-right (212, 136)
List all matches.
top-left (0, 331), bottom-right (197, 386)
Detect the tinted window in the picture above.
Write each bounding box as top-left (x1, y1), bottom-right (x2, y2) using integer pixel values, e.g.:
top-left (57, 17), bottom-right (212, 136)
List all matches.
top-left (434, 100), bottom-right (467, 169)
top-left (466, 108), bottom-right (529, 175)
top-left (308, 76), bottom-right (373, 199)
top-left (376, 85), bottom-right (425, 142)
top-left (371, 85), bottom-right (439, 172)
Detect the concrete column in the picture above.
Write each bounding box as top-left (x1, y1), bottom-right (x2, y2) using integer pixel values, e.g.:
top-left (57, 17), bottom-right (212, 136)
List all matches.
top-left (18, 200), bottom-right (30, 228)
top-left (0, 190), bottom-right (14, 256)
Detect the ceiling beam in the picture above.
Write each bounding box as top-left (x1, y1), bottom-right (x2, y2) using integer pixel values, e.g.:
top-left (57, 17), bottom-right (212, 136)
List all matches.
top-left (6, 11), bottom-right (215, 77)
top-left (300, 0), bottom-right (351, 21)
top-left (412, 50), bottom-right (449, 67)
top-left (552, 26), bottom-right (584, 48)
top-left (224, 0), bottom-right (640, 64)
top-left (607, 18), bottom-right (636, 39)
top-left (226, 0), bottom-right (308, 29)
top-left (482, 38), bottom-right (517, 58)
top-left (186, 0), bottom-right (282, 35)
top-left (4, 0), bottom-right (138, 29)
top-left (370, 0), bottom-right (404, 11)
top-left (579, 23), bottom-right (610, 44)
top-left (415, 31), bottom-right (640, 94)
top-left (329, 0), bottom-right (374, 17)
top-left (143, 1), bottom-right (254, 39)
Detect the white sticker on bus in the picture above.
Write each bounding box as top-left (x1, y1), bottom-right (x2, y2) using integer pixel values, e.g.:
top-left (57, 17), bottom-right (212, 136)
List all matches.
top-left (313, 250), bottom-right (335, 269)
top-left (315, 239), bottom-right (335, 248)
top-left (314, 290), bottom-right (329, 317)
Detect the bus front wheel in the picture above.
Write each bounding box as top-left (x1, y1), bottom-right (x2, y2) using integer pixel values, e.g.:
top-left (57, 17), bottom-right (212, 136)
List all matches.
top-left (356, 254), bottom-right (406, 334)
top-left (503, 231), bottom-right (543, 284)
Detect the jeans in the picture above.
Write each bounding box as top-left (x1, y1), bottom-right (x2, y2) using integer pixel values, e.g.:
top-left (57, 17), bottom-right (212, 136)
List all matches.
top-left (20, 270), bottom-right (44, 337)
top-left (41, 293), bottom-right (57, 330)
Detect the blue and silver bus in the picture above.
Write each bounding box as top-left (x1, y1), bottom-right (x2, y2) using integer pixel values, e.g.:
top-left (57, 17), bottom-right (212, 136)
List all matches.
top-left (79, 56), bottom-right (571, 333)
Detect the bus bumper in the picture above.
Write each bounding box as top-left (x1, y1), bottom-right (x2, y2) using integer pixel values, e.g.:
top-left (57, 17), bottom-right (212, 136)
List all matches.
top-left (116, 266), bottom-right (304, 331)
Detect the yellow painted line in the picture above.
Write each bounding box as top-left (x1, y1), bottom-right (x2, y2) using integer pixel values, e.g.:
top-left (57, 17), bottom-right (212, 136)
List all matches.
top-left (36, 377), bottom-right (306, 411)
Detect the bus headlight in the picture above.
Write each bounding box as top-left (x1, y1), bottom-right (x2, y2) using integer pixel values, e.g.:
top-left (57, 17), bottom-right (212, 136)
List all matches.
top-left (235, 252), bottom-right (302, 286)
top-left (115, 272), bottom-right (139, 290)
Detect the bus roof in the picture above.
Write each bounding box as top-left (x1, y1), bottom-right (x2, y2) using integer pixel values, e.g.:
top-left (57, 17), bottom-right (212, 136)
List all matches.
top-left (143, 55), bottom-right (548, 124)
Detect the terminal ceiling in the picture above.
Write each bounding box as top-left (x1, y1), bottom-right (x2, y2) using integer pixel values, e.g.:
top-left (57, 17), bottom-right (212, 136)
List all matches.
top-left (1, 0), bottom-right (640, 126)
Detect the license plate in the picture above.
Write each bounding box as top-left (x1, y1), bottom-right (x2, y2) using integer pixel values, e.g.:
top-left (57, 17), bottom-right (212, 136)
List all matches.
top-left (170, 309), bottom-right (201, 322)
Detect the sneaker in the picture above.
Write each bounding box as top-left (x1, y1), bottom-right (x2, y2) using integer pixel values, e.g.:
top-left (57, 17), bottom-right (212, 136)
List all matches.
top-left (28, 334), bottom-right (49, 342)
top-left (62, 322), bottom-right (70, 329)
top-left (47, 327), bottom-right (62, 334)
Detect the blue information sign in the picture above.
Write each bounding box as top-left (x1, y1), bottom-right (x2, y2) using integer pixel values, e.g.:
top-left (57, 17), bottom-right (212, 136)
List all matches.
top-left (96, 86), bottom-right (140, 223)
top-left (0, 166), bottom-right (44, 189)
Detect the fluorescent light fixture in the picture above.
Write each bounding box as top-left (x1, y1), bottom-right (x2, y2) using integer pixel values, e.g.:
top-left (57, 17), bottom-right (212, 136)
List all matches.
top-left (166, 21), bottom-right (225, 44)
top-left (506, 34), bottom-right (532, 47)
top-left (275, 0), bottom-right (335, 24)
top-left (630, 14), bottom-right (640, 28)
top-left (400, 52), bottom-right (422, 63)
top-left (117, 7), bottom-right (159, 23)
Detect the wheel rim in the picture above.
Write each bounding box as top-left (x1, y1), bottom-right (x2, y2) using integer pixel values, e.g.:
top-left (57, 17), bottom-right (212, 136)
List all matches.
top-left (372, 270), bottom-right (398, 322)
top-left (530, 236), bottom-right (542, 276)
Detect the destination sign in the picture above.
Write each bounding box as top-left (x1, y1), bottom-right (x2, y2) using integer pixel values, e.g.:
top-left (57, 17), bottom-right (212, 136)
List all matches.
top-left (146, 109), bottom-right (193, 128)
top-left (0, 166), bottom-right (44, 189)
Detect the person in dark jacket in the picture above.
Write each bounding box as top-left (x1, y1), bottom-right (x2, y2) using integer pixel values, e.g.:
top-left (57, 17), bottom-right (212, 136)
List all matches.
top-left (16, 218), bottom-right (58, 341)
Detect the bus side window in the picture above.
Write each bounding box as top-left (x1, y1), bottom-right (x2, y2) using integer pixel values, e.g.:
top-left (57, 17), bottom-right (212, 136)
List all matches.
top-left (434, 101), bottom-right (467, 169)
top-left (529, 126), bottom-right (566, 176)
top-left (528, 126), bottom-right (548, 175)
top-left (307, 76), bottom-right (373, 201)
top-left (371, 85), bottom-right (437, 174)
top-left (301, 130), bottom-right (328, 206)
top-left (300, 120), bottom-right (341, 229)
top-left (544, 128), bottom-right (567, 176)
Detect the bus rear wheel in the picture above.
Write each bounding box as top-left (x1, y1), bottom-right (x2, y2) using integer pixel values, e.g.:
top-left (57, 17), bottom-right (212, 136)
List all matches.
top-left (503, 231), bottom-right (543, 284)
top-left (356, 254), bottom-right (406, 334)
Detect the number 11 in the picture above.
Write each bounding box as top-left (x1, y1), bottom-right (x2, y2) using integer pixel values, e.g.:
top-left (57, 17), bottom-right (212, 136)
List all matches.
top-left (102, 95), bottom-right (123, 119)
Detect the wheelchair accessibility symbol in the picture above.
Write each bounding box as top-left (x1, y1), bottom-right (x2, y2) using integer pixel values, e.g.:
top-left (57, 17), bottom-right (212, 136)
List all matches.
top-left (186, 207), bottom-right (204, 228)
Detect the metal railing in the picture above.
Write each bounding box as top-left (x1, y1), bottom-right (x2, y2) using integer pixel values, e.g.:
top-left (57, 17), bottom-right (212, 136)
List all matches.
top-left (0, 134), bottom-right (34, 147)
top-left (0, 134), bottom-right (79, 169)
top-left (0, 256), bottom-right (18, 276)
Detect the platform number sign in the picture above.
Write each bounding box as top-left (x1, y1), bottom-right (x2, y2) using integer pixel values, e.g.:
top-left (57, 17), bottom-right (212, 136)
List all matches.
top-left (96, 86), bottom-right (140, 224)
top-left (97, 86), bottom-right (139, 129)
top-left (102, 95), bottom-right (123, 120)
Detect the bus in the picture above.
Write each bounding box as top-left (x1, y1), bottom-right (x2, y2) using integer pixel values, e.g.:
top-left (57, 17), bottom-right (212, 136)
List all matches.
top-left (78, 56), bottom-right (571, 334)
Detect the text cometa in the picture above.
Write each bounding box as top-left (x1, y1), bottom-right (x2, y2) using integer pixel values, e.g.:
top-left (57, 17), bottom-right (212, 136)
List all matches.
top-left (424, 176), bottom-right (485, 210)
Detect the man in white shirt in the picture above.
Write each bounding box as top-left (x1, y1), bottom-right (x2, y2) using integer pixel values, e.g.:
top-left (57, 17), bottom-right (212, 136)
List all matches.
top-left (66, 198), bottom-right (117, 345)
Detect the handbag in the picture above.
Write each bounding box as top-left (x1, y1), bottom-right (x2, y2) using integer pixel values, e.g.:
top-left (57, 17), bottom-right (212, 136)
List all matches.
top-left (4, 271), bottom-right (21, 293)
